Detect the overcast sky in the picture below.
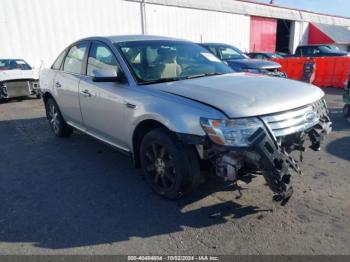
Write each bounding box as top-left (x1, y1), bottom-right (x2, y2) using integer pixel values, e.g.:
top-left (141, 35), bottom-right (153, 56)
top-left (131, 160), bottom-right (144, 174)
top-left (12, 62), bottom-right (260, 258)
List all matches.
top-left (251, 0), bottom-right (350, 17)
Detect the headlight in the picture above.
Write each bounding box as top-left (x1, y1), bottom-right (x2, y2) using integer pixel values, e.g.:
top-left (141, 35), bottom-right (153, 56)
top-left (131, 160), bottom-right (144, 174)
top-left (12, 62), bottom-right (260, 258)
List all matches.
top-left (200, 117), bottom-right (263, 147)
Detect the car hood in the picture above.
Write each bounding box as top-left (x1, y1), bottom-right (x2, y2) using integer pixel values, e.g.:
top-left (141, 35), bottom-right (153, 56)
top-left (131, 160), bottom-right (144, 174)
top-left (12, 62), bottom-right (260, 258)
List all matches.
top-left (148, 73), bottom-right (324, 118)
top-left (0, 70), bottom-right (37, 82)
top-left (226, 59), bottom-right (281, 69)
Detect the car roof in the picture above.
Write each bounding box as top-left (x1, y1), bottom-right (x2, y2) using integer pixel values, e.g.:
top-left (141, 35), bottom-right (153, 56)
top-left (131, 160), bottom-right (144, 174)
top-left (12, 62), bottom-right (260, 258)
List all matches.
top-left (298, 44), bottom-right (334, 47)
top-left (200, 43), bottom-right (234, 47)
top-left (0, 58), bottom-right (26, 60)
top-left (79, 35), bottom-right (186, 44)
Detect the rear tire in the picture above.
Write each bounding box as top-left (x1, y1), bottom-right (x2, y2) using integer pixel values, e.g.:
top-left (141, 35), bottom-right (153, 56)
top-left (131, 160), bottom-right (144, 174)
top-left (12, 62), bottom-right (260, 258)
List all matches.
top-left (140, 128), bottom-right (201, 199)
top-left (45, 98), bottom-right (73, 137)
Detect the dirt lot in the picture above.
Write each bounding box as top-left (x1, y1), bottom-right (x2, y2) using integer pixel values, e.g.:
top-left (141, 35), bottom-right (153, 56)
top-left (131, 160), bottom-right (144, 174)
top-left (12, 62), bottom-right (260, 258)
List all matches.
top-left (0, 88), bottom-right (349, 255)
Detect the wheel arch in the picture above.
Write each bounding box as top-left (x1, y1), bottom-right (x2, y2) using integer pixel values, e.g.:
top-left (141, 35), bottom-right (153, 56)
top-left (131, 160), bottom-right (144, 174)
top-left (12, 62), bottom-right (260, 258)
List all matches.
top-left (42, 92), bottom-right (56, 118)
top-left (42, 91), bottom-right (55, 104)
top-left (132, 119), bottom-right (175, 168)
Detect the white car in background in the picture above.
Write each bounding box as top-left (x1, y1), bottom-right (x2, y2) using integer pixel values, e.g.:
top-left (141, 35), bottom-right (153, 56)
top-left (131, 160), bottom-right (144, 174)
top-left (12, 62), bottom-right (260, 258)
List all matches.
top-left (0, 59), bottom-right (40, 100)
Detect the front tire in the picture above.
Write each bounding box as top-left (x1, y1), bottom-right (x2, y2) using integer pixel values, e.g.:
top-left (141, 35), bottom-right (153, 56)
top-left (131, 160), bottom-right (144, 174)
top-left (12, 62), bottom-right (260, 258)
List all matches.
top-left (45, 98), bottom-right (73, 137)
top-left (140, 128), bottom-right (201, 199)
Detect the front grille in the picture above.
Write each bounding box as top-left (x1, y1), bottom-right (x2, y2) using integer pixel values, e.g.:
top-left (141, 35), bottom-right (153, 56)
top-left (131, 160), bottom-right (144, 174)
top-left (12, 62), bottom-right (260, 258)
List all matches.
top-left (3, 80), bottom-right (31, 98)
top-left (261, 99), bottom-right (327, 137)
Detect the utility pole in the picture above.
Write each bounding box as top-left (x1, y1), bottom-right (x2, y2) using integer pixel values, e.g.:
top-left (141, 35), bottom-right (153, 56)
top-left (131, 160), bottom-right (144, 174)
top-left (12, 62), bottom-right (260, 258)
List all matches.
top-left (270, 0), bottom-right (275, 4)
top-left (140, 0), bottom-right (147, 35)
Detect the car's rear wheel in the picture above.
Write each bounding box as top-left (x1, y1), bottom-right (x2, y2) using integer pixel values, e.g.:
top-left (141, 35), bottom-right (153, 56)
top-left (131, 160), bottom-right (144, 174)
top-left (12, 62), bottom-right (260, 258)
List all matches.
top-left (46, 98), bottom-right (73, 137)
top-left (140, 128), bottom-right (201, 199)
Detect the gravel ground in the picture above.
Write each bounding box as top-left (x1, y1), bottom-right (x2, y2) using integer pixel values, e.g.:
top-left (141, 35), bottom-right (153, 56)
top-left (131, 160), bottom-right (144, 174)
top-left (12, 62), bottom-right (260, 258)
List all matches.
top-left (0, 89), bottom-right (349, 255)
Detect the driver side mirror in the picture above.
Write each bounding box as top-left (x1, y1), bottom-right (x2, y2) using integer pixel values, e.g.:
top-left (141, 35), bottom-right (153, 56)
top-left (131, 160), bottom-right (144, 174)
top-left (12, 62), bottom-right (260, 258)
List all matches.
top-left (92, 68), bottom-right (124, 83)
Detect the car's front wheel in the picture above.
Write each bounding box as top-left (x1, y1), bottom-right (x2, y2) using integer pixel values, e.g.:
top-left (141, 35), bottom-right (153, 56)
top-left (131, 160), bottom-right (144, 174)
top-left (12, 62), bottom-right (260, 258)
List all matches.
top-left (140, 128), bottom-right (201, 199)
top-left (45, 98), bottom-right (73, 137)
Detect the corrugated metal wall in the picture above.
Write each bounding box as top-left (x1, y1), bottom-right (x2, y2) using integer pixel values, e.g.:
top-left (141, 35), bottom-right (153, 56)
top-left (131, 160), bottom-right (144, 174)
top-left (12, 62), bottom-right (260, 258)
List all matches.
top-left (145, 4), bottom-right (250, 51)
top-left (0, 0), bottom-right (251, 69)
top-left (0, 0), bottom-right (142, 68)
top-left (2, 0), bottom-right (348, 69)
top-left (137, 0), bottom-right (350, 27)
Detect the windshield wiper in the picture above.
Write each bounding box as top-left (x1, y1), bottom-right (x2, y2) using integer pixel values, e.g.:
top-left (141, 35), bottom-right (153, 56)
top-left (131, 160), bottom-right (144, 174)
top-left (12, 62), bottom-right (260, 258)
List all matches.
top-left (138, 72), bottom-right (225, 85)
top-left (185, 72), bottom-right (224, 79)
top-left (138, 77), bottom-right (185, 85)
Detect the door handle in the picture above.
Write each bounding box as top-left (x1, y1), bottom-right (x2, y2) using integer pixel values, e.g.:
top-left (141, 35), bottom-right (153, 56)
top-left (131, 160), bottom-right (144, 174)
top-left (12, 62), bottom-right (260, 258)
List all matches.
top-left (55, 82), bottom-right (61, 88)
top-left (80, 89), bottom-right (92, 97)
top-left (124, 102), bottom-right (137, 109)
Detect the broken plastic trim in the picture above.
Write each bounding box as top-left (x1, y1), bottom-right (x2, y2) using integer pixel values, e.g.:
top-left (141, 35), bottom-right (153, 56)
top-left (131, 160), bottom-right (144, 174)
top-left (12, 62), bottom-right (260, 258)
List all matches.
top-left (248, 127), bottom-right (296, 205)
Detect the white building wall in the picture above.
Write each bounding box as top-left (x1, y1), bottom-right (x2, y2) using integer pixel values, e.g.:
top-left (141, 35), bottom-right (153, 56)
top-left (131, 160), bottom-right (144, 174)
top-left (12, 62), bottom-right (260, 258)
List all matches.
top-left (144, 4), bottom-right (251, 52)
top-left (1, 0), bottom-right (349, 69)
top-left (0, 0), bottom-right (142, 68)
top-left (289, 21), bottom-right (309, 53)
top-left (136, 0), bottom-right (350, 27)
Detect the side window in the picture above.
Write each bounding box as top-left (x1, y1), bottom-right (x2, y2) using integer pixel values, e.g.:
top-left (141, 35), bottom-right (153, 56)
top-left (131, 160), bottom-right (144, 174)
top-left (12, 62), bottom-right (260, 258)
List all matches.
top-left (208, 47), bottom-right (218, 57)
top-left (304, 47), bottom-right (314, 56)
top-left (219, 47), bottom-right (241, 60)
top-left (52, 50), bottom-right (66, 70)
top-left (87, 42), bottom-right (119, 76)
top-left (313, 48), bottom-right (321, 55)
top-left (63, 42), bottom-right (87, 74)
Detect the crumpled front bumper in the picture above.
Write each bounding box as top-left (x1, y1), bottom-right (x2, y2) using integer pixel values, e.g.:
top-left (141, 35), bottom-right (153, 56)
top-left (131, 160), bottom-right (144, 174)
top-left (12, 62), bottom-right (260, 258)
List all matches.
top-left (181, 100), bottom-right (332, 205)
top-left (247, 107), bottom-right (332, 204)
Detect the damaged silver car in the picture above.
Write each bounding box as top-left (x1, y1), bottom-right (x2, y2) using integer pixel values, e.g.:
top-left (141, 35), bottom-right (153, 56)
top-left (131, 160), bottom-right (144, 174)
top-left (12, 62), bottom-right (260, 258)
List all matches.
top-left (40, 35), bottom-right (332, 205)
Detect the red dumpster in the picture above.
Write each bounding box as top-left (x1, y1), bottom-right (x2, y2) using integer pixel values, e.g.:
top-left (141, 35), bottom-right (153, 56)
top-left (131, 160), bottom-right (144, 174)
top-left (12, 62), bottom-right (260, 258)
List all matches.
top-left (273, 56), bottom-right (350, 89)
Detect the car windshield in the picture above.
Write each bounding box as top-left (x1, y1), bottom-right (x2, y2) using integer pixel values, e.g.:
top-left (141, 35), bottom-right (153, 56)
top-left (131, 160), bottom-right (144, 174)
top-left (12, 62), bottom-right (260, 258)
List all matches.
top-left (268, 53), bottom-right (283, 58)
top-left (217, 45), bottom-right (248, 60)
top-left (0, 59), bottom-right (32, 70)
top-left (319, 45), bottom-right (343, 53)
top-left (115, 41), bottom-right (233, 84)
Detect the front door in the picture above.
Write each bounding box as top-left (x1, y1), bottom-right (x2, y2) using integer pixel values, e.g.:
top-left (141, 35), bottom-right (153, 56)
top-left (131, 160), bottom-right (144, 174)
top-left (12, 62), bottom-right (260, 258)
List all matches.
top-left (79, 41), bottom-right (128, 149)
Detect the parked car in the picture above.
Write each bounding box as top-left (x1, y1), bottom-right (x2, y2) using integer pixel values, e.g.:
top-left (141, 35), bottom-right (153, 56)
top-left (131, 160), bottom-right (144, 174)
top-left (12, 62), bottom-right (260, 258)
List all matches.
top-left (40, 35), bottom-right (332, 205)
top-left (293, 45), bottom-right (349, 57)
top-left (0, 59), bottom-right (40, 100)
top-left (200, 43), bottom-right (286, 78)
top-left (248, 52), bottom-right (284, 60)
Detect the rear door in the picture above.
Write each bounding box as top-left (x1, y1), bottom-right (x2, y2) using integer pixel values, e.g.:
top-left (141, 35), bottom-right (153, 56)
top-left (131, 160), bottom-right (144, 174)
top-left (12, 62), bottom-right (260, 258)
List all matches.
top-left (54, 41), bottom-right (88, 127)
top-left (78, 41), bottom-right (128, 149)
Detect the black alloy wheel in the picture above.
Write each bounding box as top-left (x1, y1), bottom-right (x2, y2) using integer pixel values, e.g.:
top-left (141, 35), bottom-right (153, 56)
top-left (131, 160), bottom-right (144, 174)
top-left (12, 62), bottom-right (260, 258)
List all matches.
top-left (140, 128), bottom-right (201, 199)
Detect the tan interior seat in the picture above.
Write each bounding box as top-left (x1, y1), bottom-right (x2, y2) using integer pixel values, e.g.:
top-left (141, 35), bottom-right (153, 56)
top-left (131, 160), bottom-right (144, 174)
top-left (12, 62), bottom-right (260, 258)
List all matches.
top-left (160, 62), bottom-right (182, 78)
